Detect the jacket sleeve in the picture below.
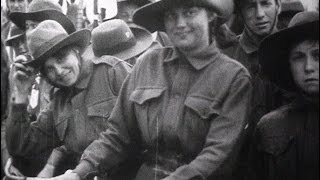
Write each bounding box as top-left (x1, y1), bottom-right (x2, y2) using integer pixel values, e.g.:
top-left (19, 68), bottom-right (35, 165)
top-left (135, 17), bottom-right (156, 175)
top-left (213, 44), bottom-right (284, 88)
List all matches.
top-left (164, 74), bottom-right (252, 180)
top-left (6, 102), bottom-right (61, 158)
top-left (1, 119), bottom-right (10, 168)
top-left (73, 64), bottom-right (139, 179)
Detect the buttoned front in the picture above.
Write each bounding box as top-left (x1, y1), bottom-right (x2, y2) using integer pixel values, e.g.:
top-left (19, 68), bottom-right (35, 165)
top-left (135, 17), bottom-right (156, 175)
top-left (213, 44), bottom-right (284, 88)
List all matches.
top-left (6, 50), bottom-right (131, 170)
top-left (75, 44), bottom-right (252, 180)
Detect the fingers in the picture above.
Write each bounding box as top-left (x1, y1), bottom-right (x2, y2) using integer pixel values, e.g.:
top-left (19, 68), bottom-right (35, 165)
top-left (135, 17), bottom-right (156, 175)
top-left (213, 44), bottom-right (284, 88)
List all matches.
top-left (13, 63), bottom-right (36, 79)
top-left (14, 54), bottom-right (30, 63)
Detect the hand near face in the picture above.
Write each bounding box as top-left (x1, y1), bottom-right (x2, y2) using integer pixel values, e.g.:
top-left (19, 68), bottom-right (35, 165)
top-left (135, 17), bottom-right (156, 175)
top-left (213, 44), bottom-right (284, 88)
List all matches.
top-left (12, 55), bottom-right (37, 103)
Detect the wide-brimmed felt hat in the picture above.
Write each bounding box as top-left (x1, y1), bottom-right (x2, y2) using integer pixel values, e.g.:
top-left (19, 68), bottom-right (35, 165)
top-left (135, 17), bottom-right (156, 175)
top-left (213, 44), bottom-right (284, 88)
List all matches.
top-left (280, 1), bottom-right (304, 15)
top-left (91, 19), bottom-right (153, 60)
top-left (25, 20), bottom-right (91, 68)
top-left (9, 0), bottom-right (75, 34)
top-left (132, 0), bottom-right (234, 32)
top-left (5, 25), bottom-right (25, 47)
top-left (117, 0), bottom-right (151, 7)
top-left (259, 11), bottom-right (319, 92)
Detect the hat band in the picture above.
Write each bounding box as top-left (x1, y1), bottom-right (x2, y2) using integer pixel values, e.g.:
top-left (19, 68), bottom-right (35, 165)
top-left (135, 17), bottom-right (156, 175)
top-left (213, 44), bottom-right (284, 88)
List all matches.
top-left (97, 38), bottom-right (137, 57)
top-left (32, 33), bottom-right (67, 59)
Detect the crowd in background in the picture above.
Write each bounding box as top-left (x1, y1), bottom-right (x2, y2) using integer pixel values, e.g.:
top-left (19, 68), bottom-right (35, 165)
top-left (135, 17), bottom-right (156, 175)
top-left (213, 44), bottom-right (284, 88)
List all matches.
top-left (1, 0), bottom-right (319, 179)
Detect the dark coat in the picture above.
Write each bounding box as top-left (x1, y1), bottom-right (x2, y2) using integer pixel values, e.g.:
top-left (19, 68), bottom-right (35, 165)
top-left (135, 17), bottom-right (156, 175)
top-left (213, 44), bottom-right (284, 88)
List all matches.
top-left (252, 99), bottom-right (319, 180)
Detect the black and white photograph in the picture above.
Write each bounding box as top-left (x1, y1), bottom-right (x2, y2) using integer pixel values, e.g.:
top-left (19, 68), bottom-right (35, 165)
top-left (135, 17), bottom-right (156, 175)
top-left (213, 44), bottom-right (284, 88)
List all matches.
top-left (1, 0), bottom-right (319, 179)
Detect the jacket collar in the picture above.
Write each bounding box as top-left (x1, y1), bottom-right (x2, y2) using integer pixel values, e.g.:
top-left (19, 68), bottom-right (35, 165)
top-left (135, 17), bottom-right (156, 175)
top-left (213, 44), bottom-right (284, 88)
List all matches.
top-left (239, 28), bottom-right (278, 54)
top-left (74, 57), bottom-right (93, 90)
top-left (164, 42), bottom-right (221, 70)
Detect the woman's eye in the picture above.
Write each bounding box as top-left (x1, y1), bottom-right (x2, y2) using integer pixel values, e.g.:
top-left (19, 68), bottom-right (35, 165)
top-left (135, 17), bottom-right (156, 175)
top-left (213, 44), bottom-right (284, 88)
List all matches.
top-left (185, 9), bottom-right (197, 17)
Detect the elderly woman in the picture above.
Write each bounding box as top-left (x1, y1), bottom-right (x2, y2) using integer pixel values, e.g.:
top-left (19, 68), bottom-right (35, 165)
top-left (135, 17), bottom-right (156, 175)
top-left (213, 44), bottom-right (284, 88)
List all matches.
top-left (55, 0), bottom-right (252, 180)
top-left (253, 11), bottom-right (319, 180)
top-left (6, 20), bottom-right (131, 179)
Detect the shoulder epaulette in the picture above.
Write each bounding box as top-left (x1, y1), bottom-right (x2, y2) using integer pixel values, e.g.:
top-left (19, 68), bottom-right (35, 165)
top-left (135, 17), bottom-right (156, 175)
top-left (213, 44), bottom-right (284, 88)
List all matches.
top-left (91, 55), bottom-right (125, 67)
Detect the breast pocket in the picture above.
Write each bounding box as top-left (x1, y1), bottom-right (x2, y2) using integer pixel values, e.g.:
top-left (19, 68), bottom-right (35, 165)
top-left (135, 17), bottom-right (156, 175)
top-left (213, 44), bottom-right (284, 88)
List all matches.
top-left (129, 87), bottom-right (165, 142)
top-left (86, 98), bottom-right (118, 139)
top-left (183, 96), bottom-right (221, 151)
top-left (87, 98), bottom-right (117, 119)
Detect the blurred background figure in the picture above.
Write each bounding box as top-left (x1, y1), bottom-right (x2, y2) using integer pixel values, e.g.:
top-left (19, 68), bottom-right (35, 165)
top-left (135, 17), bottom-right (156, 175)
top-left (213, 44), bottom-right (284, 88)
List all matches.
top-left (278, 0), bottom-right (304, 29)
top-left (1, 0), bottom-right (28, 41)
top-left (115, 0), bottom-right (150, 26)
top-left (5, 25), bottom-right (27, 57)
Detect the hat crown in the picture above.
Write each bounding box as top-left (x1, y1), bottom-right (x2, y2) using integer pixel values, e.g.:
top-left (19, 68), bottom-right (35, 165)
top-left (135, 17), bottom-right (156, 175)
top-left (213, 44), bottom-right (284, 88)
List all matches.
top-left (28, 20), bottom-right (68, 59)
top-left (27, 0), bottom-right (62, 13)
top-left (92, 19), bottom-right (137, 57)
top-left (289, 11), bottom-right (319, 28)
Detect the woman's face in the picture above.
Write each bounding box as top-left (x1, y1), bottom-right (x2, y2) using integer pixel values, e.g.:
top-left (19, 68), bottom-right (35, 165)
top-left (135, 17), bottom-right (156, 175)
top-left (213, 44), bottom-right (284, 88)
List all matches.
top-left (43, 47), bottom-right (81, 87)
top-left (164, 6), bottom-right (214, 53)
top-left (289, 39), bottom-right (319, 96)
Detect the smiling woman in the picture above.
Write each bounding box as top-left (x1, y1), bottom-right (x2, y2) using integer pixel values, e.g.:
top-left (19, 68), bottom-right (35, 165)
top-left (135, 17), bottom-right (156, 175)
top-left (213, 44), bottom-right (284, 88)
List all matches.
top-left (43, 45), bottom-right (81, 87)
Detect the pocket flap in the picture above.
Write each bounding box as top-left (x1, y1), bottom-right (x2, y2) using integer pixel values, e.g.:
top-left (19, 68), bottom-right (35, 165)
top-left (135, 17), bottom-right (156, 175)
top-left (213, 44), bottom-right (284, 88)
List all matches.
top-left (130, 88), bottom-right (165, 105)
top-left (259, 136), bottom-right (294, 156)
top-left (87, 98), bottom-right (117, 117)
top-left (185, 96), bottom-right (220, 119)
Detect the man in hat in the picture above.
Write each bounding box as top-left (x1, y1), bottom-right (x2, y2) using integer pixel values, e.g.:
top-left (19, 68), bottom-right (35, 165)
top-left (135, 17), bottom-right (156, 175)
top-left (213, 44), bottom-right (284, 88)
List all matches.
top-left (1, 0), bottom-right (28, 41)
top-left (116, 0), bottom-right (150, 26)
top-left (224, 0), bottom-right (284, 123)
top-left (5, 25), bottom-right (28, 57)
top-left (55, 0), bottom-right (252, 179)
top-left (92, 19), bottom-right (153, 66)
top-left (114, 0), bottom-right (172, 48)
top-left (222, 0), bottom-right (287, 177)
top-left (253, 11), bottom-right (319, 180)
top-left (6, 19), bottom-right (131, 179)
top-left (9, 0), bottom-right (75, 35)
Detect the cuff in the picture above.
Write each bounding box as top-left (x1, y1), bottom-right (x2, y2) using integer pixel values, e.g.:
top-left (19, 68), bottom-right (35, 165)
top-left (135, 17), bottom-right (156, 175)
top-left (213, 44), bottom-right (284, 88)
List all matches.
top-left (73, 160), bottom-right (98, 180)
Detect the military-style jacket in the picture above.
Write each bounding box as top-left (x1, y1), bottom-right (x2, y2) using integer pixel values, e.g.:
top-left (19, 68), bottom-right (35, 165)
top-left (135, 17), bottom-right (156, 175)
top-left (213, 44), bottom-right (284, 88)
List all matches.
top-left (6, 48), bottom-right (131, 165)
top-left (74, 44), bottom-right (252, 180)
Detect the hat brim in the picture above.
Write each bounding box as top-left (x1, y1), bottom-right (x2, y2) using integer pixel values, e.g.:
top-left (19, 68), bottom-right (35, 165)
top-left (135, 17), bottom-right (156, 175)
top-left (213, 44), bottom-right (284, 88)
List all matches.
top-left (9, 10), bottom-right (76, 34)
top-left (133, 0), bottom-right (231, 33)
top-left (111, 27), bottom-right (154, 60)
top-left (25, 29), bottom-right (91, 68)
top-left (5, 33), bottom-right (25, 46)
top-left (259, 21), bottom-right (319, 92)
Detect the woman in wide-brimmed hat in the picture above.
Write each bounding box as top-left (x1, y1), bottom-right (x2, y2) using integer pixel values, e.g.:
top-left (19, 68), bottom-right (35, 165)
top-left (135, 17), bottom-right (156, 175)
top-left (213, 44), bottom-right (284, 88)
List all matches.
top-left (252, 11), bottom-right (319, 180)
top-left (9, 0), bottom-right (75, 34)
top-left (6, 20), bottom-right (132, 179)
top-left (54, 0), bottom-right (252, 180)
